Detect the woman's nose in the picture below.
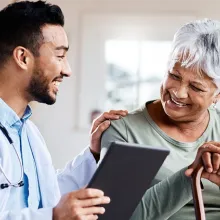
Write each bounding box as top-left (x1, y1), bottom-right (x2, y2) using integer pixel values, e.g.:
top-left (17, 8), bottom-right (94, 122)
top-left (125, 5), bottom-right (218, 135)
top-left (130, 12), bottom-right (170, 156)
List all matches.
top-left (173, 86), bottom-right (188, 99)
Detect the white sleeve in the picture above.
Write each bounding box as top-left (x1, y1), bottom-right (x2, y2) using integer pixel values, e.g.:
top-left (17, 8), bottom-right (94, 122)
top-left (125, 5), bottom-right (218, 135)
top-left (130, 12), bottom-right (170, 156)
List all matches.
top-left (57, 147), bottom-right (97, 195)
top-left (0, 207), bottom-right (53, 220)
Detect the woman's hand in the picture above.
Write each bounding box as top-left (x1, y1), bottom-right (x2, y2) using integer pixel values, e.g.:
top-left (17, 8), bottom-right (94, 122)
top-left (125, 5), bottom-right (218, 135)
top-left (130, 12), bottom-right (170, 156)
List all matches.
top-left (185, 141), bottom-right (220, 186)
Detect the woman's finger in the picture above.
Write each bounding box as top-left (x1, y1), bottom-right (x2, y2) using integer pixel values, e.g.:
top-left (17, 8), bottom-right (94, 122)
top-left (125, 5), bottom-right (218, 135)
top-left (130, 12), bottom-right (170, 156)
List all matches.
top-left (202, 152), bottom-right (213, 173)
top-left (185, 143), bottom-right (220, 177)
top-left (212, 153), bottom-right (220, 173)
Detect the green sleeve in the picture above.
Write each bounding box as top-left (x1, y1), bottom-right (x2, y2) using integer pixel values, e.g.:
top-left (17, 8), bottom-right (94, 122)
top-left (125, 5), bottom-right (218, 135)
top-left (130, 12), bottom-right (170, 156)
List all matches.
top-left (130, 168), bottom-right (193, 220)
top-left (100, 118), bottom-right (128, 161)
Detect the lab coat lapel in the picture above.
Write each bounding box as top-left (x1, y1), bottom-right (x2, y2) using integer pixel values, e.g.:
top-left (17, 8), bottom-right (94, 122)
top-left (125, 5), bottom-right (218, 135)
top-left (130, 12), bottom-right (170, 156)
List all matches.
top-left (25, 121), bottom-right (60, 208)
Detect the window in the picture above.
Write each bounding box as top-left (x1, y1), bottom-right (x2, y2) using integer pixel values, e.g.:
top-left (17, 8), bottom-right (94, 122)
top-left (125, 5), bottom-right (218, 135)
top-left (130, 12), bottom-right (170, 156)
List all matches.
top-left (105, 40), bottom-right (172, 110)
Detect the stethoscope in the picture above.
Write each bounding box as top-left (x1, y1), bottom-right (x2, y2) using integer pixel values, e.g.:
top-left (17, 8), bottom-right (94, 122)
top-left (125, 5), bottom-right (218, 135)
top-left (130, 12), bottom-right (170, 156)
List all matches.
top-left (0, 123), bottom-right (24, 189)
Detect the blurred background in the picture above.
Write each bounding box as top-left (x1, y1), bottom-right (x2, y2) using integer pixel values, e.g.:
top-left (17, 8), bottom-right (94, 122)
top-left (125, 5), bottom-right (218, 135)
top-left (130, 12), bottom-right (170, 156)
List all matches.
top-left (2, 0), bottom-right (220, 168)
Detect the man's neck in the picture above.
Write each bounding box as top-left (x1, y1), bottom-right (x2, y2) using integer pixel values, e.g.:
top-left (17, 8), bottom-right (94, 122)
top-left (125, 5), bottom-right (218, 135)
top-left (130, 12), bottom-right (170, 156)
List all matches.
top-left (0, 89), bottom-right (29, 118)
top-left (0, 63), bottom-right (31, 118)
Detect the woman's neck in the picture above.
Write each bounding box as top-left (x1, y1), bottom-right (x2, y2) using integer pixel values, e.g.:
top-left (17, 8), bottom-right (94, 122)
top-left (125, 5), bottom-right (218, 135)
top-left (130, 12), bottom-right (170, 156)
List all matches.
top-left (147, 100), bottom-right (210, 142)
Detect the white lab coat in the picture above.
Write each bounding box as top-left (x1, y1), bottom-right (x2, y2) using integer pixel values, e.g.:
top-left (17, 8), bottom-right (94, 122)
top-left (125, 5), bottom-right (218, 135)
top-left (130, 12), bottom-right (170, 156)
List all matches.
top-left (0, 120), bottom-right (97, 220)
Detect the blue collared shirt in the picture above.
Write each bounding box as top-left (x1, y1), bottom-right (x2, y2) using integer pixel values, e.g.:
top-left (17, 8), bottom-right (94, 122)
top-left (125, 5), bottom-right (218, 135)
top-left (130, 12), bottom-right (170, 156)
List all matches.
top-left (0, 99), bottom-right (42, 212)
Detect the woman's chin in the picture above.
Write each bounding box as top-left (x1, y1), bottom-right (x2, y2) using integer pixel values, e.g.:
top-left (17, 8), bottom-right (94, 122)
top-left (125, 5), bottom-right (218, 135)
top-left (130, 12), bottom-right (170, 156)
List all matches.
top-left (164, 103), bottom-right (189, 121)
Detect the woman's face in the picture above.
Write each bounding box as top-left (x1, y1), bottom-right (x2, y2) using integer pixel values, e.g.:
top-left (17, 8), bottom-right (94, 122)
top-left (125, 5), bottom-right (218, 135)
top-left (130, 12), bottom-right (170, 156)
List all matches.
top-left (161, 62), bottom-right (220, 122)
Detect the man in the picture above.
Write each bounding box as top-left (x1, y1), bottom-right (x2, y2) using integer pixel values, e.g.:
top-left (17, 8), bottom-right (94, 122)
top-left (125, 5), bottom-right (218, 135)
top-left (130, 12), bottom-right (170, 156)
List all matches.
top-left (0, 1), bottom-right (127, 219)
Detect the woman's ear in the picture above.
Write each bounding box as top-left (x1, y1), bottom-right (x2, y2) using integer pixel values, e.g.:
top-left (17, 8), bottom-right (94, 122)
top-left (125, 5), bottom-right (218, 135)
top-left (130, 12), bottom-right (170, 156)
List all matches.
top-left (215, 91), bottom-right (220, 102)
top-left (213, 92), bottom-right (220, 108)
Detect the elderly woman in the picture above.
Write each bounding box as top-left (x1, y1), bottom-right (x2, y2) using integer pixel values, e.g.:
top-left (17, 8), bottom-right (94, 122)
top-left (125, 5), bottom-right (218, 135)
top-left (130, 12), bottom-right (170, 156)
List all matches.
top-left (100, 19), bottom-right (220, 220)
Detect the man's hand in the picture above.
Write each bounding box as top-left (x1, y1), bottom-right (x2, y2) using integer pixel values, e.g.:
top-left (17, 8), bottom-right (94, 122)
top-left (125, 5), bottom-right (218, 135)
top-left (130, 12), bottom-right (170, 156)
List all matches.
top-left (90, 110), bottom-right (128, 154)
top-left (185, 141), bottom-right (220, 186)
top-left (53, 188), bottom-right (110, 220)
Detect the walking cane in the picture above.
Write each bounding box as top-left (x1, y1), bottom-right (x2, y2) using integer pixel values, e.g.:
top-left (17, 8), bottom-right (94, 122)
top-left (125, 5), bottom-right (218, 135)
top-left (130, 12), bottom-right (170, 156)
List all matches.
top-left (191, 164), bottom-right (206, 220)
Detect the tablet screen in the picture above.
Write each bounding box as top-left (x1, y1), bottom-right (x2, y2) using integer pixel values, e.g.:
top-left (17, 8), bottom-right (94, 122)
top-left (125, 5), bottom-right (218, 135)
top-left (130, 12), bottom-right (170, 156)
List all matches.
top-left (87, 141), bottom-right (170, 220)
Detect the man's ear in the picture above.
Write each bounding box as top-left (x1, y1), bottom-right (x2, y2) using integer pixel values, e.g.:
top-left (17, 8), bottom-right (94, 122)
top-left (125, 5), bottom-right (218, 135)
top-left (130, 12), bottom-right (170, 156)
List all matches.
top-left (12, 46), bottom-right (34, 70)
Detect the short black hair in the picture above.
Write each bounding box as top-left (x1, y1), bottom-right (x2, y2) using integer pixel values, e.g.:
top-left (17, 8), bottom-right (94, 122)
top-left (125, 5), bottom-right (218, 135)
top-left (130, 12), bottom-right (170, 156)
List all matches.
top-left (0, 0), bottom-right (64, 66)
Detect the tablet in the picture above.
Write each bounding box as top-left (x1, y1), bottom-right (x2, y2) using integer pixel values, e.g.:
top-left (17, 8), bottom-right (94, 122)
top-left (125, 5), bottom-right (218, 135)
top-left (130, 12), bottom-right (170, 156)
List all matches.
top-left (87, 141), bottom-right (170, 220)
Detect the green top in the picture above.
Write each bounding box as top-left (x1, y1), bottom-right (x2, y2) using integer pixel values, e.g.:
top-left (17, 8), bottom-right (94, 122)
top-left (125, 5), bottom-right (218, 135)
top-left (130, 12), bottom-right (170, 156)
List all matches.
top-left (101, 101), bottom-right (220, 220)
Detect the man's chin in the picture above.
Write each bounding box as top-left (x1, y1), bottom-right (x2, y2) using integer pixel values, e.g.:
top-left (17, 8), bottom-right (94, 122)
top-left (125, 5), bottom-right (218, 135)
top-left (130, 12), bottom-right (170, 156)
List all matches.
top-left (35, 95), bottom-right (56, 105)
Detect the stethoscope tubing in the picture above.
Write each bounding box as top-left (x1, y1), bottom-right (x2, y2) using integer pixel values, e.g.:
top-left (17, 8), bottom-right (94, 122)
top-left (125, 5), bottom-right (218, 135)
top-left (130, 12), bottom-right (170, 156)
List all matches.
top-left (0, 123), bottom-right (24, 189)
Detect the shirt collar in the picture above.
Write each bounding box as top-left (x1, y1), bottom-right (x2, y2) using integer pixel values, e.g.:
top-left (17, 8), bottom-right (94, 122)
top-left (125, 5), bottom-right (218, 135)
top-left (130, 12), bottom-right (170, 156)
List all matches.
top-left (0, 98), bottom-right (32, 129)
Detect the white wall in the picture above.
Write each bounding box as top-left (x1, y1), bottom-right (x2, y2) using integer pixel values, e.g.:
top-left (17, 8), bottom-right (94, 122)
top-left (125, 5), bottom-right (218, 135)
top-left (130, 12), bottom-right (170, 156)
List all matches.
top-left (3, 0), bottom-right (220, 168)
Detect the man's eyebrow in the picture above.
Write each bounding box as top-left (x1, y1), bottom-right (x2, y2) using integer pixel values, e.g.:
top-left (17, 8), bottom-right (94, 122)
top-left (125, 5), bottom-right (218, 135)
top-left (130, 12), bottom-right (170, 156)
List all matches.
top-left (55, 46), bottom-right (69, 51)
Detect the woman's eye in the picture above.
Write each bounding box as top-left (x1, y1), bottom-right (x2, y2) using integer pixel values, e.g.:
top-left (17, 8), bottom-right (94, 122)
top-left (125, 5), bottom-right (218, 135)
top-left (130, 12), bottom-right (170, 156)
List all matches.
top-left (169, 73), bottom-right (180, 80)
top-left (191, 85), bottom-right (203, 92)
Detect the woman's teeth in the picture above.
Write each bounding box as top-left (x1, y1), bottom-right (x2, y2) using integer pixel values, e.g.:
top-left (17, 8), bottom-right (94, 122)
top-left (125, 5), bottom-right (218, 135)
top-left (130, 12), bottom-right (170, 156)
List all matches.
top-left (171, 97), bottom-right (187, 107)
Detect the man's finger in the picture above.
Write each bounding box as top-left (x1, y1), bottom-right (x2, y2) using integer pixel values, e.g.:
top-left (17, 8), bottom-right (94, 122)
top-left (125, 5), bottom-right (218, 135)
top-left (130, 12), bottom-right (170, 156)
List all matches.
top-left (91, 120), bottom-right (111, 139)
top-left (80, 206), bottom-right (106, 215)
top-left (90, 110), bottom-right (128, 133)
top-left (108, 110), bottom-right (128, 116)
top-left (91, 113), bottom-right (118, 133)
top-left (78, 196), bottom-right (110, 207)
top-left (73, 188), bottom-right (104, 200)
top-left (85, 215), bottom-right (98, 220)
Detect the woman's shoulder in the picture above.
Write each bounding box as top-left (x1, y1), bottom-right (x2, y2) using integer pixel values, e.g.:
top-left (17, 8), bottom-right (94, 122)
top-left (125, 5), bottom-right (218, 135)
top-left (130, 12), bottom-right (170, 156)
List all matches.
top-left (124, 104), bottom-right (148, 122)
top-left (210, 107), bottom-right (220, 120)
top-left (209, 107), bottom-right (220, 130)
top-left (110, 102), bottom-right (150, 131)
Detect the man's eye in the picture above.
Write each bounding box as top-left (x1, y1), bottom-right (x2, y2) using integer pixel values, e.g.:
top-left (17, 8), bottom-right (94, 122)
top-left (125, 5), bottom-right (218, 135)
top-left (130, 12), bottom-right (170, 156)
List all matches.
top-left (57, 56), bottom-right (65, 59)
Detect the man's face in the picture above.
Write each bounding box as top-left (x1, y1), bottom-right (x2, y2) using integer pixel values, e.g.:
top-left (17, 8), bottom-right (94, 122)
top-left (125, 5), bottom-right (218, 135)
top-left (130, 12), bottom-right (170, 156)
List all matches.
top-left (160, 62), bottom-right (219, 122)
top-left (27, 25), bottom-right (71, 104)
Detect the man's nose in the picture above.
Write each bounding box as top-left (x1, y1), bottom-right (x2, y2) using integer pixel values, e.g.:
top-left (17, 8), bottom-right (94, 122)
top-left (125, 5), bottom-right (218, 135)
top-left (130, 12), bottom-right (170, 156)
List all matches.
top-left (61, 59), bottom-right (72, 77)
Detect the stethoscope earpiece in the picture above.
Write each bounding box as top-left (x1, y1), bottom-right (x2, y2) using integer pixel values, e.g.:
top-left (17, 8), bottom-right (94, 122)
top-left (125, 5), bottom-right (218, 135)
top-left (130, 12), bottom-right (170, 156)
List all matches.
top-left (18, 181), bottom-right (24, 187)
top-left (0, 183), bottom-right (9, 189)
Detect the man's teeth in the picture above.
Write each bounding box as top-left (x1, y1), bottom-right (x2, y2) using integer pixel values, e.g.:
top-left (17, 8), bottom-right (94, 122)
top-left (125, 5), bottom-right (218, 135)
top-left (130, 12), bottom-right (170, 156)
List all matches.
top-left (171, 97), bottom-right (186, 107)
top-left (54, 81), bottom-right (60, 87)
